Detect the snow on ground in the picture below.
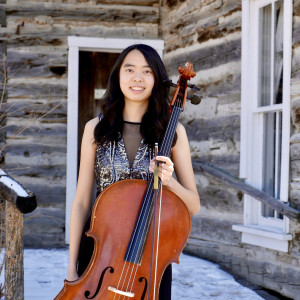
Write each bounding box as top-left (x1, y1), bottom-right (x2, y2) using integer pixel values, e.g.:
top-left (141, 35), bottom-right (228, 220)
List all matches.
top-left (20, 248), bottom-right (263, 300)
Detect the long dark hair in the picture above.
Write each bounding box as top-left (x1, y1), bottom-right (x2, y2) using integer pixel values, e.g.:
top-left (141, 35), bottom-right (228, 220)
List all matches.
top-left (94, 44), bottom-right (176, 148)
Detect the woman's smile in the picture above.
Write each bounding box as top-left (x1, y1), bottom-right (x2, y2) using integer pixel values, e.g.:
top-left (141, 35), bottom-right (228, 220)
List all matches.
top-left (130, 86), bottom-right (145, 92)
top-left (131, 86), bottom-right (144, 90)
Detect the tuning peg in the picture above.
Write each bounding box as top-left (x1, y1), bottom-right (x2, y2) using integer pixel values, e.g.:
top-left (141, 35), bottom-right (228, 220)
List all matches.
top-left (187, 83), bottom-right (200, 92)
top-left (162, 79), bottom-right (177, 88)
top-left (163, 79), bottom-right (201, 93)
top-left (187, 94), bottom-right (202, 105)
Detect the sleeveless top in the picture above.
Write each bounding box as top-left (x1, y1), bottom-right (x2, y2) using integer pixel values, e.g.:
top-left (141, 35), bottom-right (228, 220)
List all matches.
top-left (94, 119), bottom-right (153, 195)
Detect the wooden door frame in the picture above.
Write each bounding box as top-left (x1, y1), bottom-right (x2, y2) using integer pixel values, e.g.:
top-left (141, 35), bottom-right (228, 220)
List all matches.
top-left (66, 36), bottom-right (164, 243)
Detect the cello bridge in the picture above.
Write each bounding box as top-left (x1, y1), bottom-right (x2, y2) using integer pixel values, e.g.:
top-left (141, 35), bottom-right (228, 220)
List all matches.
top-left (108, 286), bottom-right (135, 298)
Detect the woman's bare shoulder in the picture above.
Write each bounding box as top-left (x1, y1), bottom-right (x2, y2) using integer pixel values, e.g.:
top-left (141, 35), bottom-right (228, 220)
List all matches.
top-left (176, 122), bottom-right (187, 138)
top-left (85, 116), bottom-right (100, 131)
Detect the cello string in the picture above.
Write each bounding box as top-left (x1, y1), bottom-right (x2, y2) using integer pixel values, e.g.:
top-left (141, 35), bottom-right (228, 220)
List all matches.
top-left (125, 179), bottom-right (161, 296)
top-left (118, 262), bottom-right (133, 293)
top-left (125, 177), bottom-right (156, 265)
top-left (161, 110), bottom-right (175, 152)
top-left (124, 260), bottom-right (140, 296)
top-left (127, 263), bottom-right (140, 296)
top-left (125, 176), bottom-right (154, 263)
top-left (121, 140), bottom-right (159, 269)
top-left (116, 165), bottom-right (157, 289)
top-left (161, 107), bottom-right (180, 155)
top-left (114, 182), bottom-right (155, 298)
top-left (163, 94), bottom-right (183, 152)
top-left (124, 162), bottom-right (163, 296)
top-left (130, 106), bottom-right (181, 266)
top-left (114, 177), bottom-right (155, 296)
top-left (113, 261), bottom-right (133, 300)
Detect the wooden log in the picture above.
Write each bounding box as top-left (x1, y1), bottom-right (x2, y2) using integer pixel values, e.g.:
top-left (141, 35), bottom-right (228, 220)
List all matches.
top-left (7, 50), bottom-right (67, 78)
top-left (4, 201), bottom-right (23, 300)
top-left (6, 81), bottom-right (67, 100)
top-left (0, 101), bottom-right (67, 119)
top-left (193, 161), bottom-right (300, 221)
top-left (0, 169), bottom-right (37, 214)
top-left (3, 164), bottom-right (66, 186)
top-left (162, 0), bottom-right (241, 52)
top-left (3, 3), bottom-right (159, 23)
top-left (4, 143), bottom-right (66, 157)
top-left (184, 114), bottom-right (240, 142)
top-left (23, 206), bottom-right (65, 248)
top-left (164, 38), bottom-right (241, 75)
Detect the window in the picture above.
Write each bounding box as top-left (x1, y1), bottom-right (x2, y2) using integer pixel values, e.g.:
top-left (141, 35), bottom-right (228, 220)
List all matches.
top-left (233, 0), bottom-right (292, 252)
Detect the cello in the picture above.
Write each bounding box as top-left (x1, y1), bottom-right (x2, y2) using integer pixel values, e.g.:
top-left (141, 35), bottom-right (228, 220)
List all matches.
top-left (55, 62), bottom-right (199, 300)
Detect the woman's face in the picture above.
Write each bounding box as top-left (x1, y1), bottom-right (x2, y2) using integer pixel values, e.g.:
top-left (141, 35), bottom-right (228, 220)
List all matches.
top-left (119, 49), bottom-right (155, 105)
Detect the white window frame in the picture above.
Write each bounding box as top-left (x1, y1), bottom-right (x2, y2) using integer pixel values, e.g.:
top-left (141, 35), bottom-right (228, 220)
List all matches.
top-left (65, 37), bottom-right (164, 244)
top-left (233, 0), bottom-right (292, 252)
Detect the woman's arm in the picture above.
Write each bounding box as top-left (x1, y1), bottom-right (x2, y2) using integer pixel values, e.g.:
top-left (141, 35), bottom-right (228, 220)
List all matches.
top-left (149, 123), bottom-right (200, 215)
top-left (68, 117), bottom-right (98, 281)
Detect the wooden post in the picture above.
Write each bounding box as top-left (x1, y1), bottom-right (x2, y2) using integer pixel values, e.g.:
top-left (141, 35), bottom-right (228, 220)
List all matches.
top-left (0, 169), bottom-right (36, 300)
top-left (4, 201), bottom-right (24, 300)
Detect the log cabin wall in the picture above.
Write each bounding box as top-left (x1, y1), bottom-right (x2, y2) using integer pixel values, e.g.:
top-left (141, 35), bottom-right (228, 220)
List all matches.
top-left (1, 0), bottom-right (160, 247)
top-left (160, 0), bottom-right (300, 298)
top-left (1, 0), bottom-right (300, 297)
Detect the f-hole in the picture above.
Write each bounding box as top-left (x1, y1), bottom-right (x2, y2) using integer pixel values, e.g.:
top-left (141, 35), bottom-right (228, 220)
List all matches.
top-left (84, 266), bottom-right (114, 299)
top-left (139, 277), bottom-right (148, 300)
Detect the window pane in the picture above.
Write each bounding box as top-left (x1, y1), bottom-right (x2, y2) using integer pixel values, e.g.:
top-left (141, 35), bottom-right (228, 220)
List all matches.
top-left (262, 112), bottom-right (275, 197)
top-left (261, 111), bottom-right (283, 219)
top-left (274, 0), bottom-right (283, 104)
top-left (258, 4), bottom-right (272, 107)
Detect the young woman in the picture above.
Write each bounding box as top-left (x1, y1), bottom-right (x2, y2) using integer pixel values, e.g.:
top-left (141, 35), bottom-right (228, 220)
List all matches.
top-left (67, 44), bottom-right (200, 299)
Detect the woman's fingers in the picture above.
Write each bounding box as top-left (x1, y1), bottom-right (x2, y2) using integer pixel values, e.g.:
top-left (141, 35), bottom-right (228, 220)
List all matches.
top-left (149, 156), bottom-right (174, 185)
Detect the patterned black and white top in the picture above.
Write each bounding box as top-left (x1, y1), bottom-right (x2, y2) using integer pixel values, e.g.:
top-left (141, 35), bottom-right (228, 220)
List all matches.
top-left (94, 116), bottom-right (153, 195)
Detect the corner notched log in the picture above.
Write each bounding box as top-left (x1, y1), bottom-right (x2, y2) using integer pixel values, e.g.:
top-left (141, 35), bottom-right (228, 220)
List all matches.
top-left (0, 169), bottom-right (37, 214)
top-left (193, 161), bottom-right (300, 222)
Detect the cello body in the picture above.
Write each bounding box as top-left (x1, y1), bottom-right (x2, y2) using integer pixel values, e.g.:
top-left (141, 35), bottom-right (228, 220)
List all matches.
top-left (55, 179), bottom-right (191, 299)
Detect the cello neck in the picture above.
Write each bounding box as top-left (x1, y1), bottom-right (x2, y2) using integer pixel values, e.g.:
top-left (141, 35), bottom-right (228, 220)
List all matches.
top-left (159, 106), bottom-right (182, 156)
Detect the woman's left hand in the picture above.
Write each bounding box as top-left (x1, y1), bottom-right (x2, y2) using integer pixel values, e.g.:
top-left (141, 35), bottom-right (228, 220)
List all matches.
top-left (149, 155), bottom-right (174, 186)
